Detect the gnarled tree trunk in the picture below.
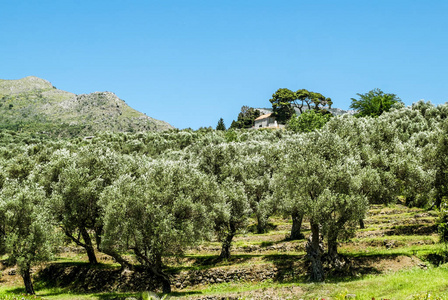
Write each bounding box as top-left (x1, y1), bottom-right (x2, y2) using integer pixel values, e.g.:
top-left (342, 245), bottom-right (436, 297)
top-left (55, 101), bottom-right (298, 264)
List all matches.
top-left (21, 264), bottom-right (35, 295)
top-left (307, 220), bottom-right (324, 282)
top-left (150, 265), bottom-right (171, 294)
top-left (80, 227), bottom-right (98, 264)
top-left (63, 226), bottom-right (98, 264)
top-left (359, 218), bottom-right (365, 229)
top-left (327, 227), bottom-right (338, 259)
top-left (220, 222), bottom-right (236, 259)
top-left (256, 213), bottom-right (268, 234)
top-left (133, 248), bottom-right (171, 294)
top-left (290, 212), bottom-right (304, 240)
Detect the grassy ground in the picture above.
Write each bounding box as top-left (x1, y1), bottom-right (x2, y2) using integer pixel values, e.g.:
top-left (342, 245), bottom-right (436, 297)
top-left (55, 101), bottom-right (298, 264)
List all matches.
top-left (1, 204), bottom-right (447, 300)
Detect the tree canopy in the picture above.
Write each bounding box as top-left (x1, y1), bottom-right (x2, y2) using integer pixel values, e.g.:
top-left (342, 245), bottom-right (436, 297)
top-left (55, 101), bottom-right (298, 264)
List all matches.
top-left (350, 88), bottom-right (403, 117)
top-left (1, 101), bottom-right (448, 292)
top-left (100, 159), bottom-right (224, 293)
top-left (270, 88), bottom-right (332, 124)
top-left (216, 118), bottom-right (226, 131)
top-left (230, 106), bottom-right (261, 129)
top-left (287, 109), bottom-right (332, 133)
top-left (269, 88), bottom-right (296, 124)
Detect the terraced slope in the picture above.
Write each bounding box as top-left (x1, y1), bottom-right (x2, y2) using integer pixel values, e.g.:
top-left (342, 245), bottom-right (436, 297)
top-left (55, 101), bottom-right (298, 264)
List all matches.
top-left (164, 205), bottom-right (440, 299)
top-left (1, 203), bottom-right (442, 300)
top-left (171, 205), bottom-right (437, 289)
top-left (0, 76), bottom-right (173, 136)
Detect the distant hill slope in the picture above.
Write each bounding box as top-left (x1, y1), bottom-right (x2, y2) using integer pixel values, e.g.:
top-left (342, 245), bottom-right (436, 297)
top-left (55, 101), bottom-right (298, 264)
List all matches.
top-left (0, 76), bottom-right (173, 137)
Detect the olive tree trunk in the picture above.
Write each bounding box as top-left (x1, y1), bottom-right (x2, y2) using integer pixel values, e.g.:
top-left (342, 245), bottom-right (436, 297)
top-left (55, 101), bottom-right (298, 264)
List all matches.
top-left (100, 247), bottom-right (134, 270)
top-left (21, 264), bottom-right (35, 295)
top-left (359, 218), bottom-right (365, 229)
top-left (63, 226), bottom-right (98, 264)
top-left (133, 248), bottom-right (171, 294)
top-left (256, 213), bottom-right (268, 234)
top-left (290, 212), bottom-right (304, 240)
top-left (150, 265), bottom-right (171, 294)
top-left (307, 220), bottom-right (324, 282)
top-left (220, 222), bottom-right (236, 259)
top-left (327, 228), bottom-right (338, 259)
top-left (80, 227), bottom-right (98, 264)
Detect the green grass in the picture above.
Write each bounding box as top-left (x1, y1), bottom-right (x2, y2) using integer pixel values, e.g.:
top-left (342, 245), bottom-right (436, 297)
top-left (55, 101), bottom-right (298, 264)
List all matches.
top-left (349, 234), bottom-right (437, 244)
top-left (341, 243), bottom-right (442, 258)
top-left (167, 267), bottom-right (448, 300)
top-left (328, 266), bottom-right (448, 300)
top-left (0, 286), bottom-right (140, 300)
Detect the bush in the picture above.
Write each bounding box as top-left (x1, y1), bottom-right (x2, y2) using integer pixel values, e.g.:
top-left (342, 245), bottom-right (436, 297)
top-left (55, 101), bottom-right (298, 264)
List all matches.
top-left (287, 110), bottom-right (331, 133)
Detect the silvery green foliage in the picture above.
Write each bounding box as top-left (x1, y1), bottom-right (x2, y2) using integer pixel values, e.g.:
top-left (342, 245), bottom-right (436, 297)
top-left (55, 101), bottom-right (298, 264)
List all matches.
top-left (99, 158), bottom-right (224, 259)
top-left (324, 103), bottom-right (443, 207)
top-left (434, 120), bottom-right (448, 207)
top-left (0, 163), bottom-right (5, 255)
top-left (0, 179), bottom-right (59, 293)
top-left (275, 129), bottom-right (369, 255)
top-left (3, 147), bottom-right (38, 182)
top-left (193, 143), bottom-right (251, 256)
top-left (238, 142), bottom-right (282, 233)
top-left (38, 145), bottom-right (123, 263)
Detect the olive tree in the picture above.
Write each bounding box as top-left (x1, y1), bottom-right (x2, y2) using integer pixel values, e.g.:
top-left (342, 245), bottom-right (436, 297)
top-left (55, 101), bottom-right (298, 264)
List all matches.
top-left (274, 131), bottom-right (369, 281)
top-left (195, 143), bottom-right (251, 258)
top-left (99, 159), bottom-right (224, 293)
top-left (272, 136), bottom-right (306, 240)
top-left (227, 141), bottom-right (282, 234)
top-left (0, 179), bottom-right (58, 294)
top-left (38, 146), bottom-right (122, 264)
top-left (434, 120), bottom-right (448, 208)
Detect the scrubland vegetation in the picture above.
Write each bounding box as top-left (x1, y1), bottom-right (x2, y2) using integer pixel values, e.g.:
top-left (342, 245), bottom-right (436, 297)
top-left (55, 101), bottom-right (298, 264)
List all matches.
top-left (1, 100), bottom-right (448, 299)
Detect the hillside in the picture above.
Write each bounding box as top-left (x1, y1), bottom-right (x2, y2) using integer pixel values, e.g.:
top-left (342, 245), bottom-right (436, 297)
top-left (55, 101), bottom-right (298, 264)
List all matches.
top-left (1, 203), bottom-right (443, 299)
top-left (0, 76), bottom-right (173, 136)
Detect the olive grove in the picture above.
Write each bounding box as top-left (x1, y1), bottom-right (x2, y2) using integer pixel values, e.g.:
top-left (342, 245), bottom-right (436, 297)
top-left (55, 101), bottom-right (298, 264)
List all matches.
top-left (0, 101), bottom-right (447, 293)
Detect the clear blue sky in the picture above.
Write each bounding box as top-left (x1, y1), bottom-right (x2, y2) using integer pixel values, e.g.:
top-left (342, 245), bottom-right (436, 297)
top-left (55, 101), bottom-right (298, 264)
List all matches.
top-left (1, 1), bottom-right (447, 129)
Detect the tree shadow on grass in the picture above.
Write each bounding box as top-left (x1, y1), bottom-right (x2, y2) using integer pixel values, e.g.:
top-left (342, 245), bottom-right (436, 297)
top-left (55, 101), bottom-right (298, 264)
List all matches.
top-left (168, 254), bottom-right (256, 273)
top-left (246, 222), bottom-right (278, 234)
top-left (261, 254), bottom-right (307, 283)
top-left (261, 252), bottom-right (421, 284)
top-left (2, 287), bottom-right (26, 294)
top-left (385, 224), bottom-right (437, 236)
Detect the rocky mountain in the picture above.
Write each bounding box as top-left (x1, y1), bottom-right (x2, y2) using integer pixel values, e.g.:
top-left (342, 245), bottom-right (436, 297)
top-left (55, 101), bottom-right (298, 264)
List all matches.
top-left (0, 76), bottom-right (173, 137)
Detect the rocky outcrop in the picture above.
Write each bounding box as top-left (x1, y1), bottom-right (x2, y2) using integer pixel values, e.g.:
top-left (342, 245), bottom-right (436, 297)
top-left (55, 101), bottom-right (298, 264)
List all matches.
top-left (0, 76), bottom-right (53, 94)
top-left (0, 76), bottom-right (174, 136)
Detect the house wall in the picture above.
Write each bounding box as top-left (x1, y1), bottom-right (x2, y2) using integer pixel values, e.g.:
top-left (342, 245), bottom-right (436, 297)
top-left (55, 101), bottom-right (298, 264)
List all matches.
top-left (255, 117), bottom-right (278, 128)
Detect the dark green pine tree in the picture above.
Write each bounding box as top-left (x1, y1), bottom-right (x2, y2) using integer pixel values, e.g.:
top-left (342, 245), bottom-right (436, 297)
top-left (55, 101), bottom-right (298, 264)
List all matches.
top-left (216, 118), bottom-right (226, 131)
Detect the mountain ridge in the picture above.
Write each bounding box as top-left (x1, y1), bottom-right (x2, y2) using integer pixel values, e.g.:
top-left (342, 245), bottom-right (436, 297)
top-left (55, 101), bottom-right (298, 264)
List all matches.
top-left (0, 76), bottom-right (173, 137)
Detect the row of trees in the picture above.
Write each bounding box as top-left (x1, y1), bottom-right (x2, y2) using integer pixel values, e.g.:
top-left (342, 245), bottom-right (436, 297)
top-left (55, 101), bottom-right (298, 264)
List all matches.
top-left (0, 101), bottom-right (447, 294)
top-left (229, 88), bottom-right (402, 132)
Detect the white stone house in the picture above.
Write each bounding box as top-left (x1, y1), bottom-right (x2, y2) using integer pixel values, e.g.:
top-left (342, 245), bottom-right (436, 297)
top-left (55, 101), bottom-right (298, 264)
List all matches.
top-left (253, 113), bottom-right (283, 129)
